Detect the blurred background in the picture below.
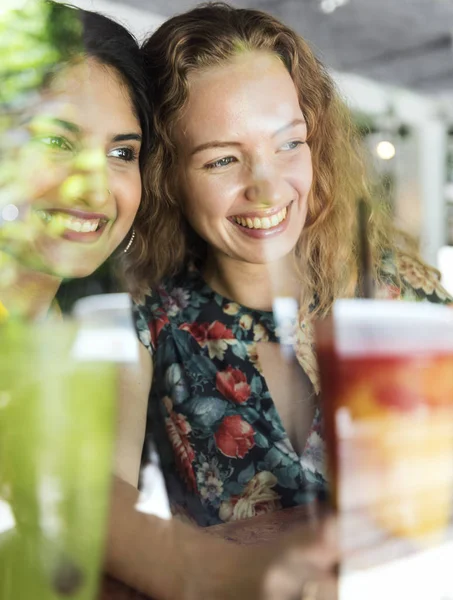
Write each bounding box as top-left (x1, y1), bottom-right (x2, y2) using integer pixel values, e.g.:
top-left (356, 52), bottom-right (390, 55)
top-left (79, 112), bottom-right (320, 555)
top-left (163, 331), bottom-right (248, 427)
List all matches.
top-left (58, 0), bottom-right (453, 301)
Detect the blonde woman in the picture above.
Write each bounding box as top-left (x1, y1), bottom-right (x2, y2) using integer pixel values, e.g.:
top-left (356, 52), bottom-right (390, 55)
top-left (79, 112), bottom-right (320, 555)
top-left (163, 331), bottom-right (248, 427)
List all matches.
top-left (108, 4), bottom-right (450, 599)
top-left (126, 1), bottom-right (450, 529)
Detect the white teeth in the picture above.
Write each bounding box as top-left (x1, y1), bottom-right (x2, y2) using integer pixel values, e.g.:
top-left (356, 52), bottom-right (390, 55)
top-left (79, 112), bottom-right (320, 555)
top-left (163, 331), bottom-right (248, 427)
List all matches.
top-left (81, 221), bottom-right (94, 232)
top-left (62, 217), bottom-right (100, 233)
top-left (36, 210), bottom-right (101, 233)
top-left (233, 206), bottom-right (288, 230)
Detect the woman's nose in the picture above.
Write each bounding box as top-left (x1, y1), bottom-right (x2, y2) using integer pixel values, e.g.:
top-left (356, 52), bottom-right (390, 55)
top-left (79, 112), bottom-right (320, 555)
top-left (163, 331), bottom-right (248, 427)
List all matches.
top-left (61, 147), bottom-right (109, 208)
top-left (244, 165), bottom-right (286, 207)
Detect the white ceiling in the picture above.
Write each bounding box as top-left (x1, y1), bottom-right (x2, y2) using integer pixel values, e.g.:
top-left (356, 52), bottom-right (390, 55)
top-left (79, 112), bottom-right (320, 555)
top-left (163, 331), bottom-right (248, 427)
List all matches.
top-left (100, 0), bottom-right (453, 95)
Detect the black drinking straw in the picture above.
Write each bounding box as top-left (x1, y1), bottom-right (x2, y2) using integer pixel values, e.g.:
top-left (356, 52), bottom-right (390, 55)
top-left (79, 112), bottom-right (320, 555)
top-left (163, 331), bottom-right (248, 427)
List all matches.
top-left (357, 198), bottom-right (375, 299)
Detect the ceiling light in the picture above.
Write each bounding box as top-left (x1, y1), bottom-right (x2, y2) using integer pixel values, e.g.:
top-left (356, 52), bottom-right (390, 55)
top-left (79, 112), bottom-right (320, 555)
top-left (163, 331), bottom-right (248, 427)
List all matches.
top-left (320, 0), bottom-right (350, 14)
top-left (376, 140), bottom-right (396, 160)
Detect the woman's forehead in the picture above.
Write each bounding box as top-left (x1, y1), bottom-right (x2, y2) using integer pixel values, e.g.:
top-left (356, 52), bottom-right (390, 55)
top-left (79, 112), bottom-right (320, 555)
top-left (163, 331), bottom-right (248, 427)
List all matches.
top-left (187, 50), bottom-right (286, 88)
top-left (37, 60), bottom-right (140, 133)
top-left (179, 52), bottom-right (302, 140)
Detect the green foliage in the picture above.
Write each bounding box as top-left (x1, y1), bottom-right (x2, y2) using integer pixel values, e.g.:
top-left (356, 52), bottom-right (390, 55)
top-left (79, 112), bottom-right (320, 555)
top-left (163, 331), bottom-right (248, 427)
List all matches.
top-left (0, 0), bottom-right (83, 107)
top-left (0, 1), bottom-right (88, 315)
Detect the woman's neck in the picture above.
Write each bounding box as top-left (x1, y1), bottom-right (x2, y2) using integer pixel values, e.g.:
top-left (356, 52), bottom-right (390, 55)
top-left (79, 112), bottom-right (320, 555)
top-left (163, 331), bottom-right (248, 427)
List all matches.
top-left (203, 252), bottom-right (301, 311)
top-left (1, 257), bottom-right (62, 321)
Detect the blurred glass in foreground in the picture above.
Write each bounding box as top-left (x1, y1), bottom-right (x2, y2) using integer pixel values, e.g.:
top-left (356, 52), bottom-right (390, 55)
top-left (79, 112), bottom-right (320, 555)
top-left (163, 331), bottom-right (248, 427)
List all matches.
top-left (0, 318), bottom-right (115, 599)
top-left (0, 3), bottom-right (130, 598)
top-left (317, 299), bottom-right (453, 600)
top-left (0, 293), bottom-right (138, 599)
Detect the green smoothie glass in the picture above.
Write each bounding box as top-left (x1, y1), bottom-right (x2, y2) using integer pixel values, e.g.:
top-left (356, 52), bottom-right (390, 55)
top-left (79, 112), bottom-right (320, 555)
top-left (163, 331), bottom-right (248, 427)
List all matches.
top-left (0, 294), bottom-right (136, 599)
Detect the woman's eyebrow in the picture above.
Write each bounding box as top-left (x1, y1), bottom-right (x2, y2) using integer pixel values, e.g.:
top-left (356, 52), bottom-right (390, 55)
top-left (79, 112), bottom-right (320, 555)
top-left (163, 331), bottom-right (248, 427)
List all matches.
top-left (112, 133), bottom-right (142, 142)
top-left (190, 119), bottom-right (307, 156)
top-left (51, 118), bottom-right (80, 134)
top-left (21, 116), bottom-right (81, 134)
top-left (272, 118), bottom-right (307, 138)
top-left (191, 140), bottom-right (241, 156)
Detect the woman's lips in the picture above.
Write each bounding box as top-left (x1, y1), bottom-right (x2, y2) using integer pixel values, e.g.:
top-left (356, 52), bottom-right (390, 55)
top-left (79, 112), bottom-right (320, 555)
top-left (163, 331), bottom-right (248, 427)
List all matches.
top-left (228, 203), bottom-right (292, 239)
top-left (61, 220), bottom-right (108, 243)
top-left (35, 208), bottom-right (110, 243)
top-left (44, 208), bottom-right (109, 220)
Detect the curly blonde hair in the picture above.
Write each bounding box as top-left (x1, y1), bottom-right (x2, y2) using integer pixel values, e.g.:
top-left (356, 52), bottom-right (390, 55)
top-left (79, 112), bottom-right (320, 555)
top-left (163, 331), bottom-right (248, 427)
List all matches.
top-left (124, 2), bottom-right (431, 314)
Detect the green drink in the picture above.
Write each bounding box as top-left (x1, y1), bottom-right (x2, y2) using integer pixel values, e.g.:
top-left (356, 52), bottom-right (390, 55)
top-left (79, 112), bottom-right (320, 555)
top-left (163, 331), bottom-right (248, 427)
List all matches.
top-left (0, 319), bottom-right (117, 599)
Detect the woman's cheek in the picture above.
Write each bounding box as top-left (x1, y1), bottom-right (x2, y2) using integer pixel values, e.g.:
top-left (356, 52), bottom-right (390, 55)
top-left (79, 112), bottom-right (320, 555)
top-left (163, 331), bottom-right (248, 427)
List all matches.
top-left (27, 153), bottom-right (68, 199)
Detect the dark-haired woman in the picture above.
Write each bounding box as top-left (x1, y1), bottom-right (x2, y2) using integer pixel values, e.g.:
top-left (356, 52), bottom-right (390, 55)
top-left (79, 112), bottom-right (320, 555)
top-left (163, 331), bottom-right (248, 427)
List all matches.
top-left (0, 1), bottom-right (150, 320)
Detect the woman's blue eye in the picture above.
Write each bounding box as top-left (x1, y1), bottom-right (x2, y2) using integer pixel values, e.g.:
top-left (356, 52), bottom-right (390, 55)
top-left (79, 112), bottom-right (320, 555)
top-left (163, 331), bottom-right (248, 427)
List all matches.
top-left (205, 156), bottom-right (237, 169)
top-left (109, 147), bottom-right (138, 162)
top-left (280, 140), bottom-right (305, 151)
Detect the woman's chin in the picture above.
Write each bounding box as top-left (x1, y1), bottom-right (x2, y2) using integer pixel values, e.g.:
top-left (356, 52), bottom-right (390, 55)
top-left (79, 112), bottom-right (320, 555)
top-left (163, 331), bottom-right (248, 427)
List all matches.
top-left (37, 246), bottom-right (108, 280)
top-left (32, 258), bottom-right (99, 281)
top-left (224, 236), bottom-right (300, 266)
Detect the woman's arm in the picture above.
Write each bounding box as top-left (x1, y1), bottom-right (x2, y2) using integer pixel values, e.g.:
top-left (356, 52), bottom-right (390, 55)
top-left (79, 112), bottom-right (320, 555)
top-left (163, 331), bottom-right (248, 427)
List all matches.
top-left (106, 478), bottom-right (338, 600)
top-left (106, 342), bottom-right (247, 600)
top-left (109, 343), bottom-right (255, 599)
top-left (106, 476), bottom-right (272, 600)
top-left (113, 342), bottom-right (151, 487)
top-left (107, 340), bottom-right (338, 600)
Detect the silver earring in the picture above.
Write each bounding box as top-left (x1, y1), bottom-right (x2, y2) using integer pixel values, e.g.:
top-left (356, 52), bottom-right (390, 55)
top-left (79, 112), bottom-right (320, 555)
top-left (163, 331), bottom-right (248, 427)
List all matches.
top-left (123, 228), bottom-right (136, 254)
top-left (107, 188), bottom-right (112, 196)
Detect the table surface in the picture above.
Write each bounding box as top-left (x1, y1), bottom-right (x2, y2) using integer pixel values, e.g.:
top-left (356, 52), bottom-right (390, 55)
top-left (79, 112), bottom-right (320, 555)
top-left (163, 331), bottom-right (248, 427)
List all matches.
top-left (99, 504), bottom-right (319, 600)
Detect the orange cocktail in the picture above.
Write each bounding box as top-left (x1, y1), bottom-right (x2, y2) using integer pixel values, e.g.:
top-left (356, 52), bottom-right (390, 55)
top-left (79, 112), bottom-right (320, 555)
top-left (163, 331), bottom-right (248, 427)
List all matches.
top-left (318, 300), bottom-right (453, 540)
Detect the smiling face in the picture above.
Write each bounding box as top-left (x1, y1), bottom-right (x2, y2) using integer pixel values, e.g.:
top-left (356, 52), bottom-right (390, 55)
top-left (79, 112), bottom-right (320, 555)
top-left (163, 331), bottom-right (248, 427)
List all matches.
top-left (2, 58), bottom-right (142, 278)
top-left (175, 51), bottom-right (313, 267)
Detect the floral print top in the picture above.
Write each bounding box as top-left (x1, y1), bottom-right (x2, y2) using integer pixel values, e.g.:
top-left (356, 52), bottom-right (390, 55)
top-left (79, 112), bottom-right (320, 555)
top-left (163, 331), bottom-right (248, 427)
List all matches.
top-left (133, 254), bottom-right (451, 527)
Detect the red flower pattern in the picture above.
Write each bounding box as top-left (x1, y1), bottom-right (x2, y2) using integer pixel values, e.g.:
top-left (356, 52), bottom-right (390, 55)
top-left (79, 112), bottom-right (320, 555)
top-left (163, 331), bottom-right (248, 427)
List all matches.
top-left (214, 415), bottom-right (255, 458)
top-left (180, 321), bottom-right (235, 343)
top-left (165, 409), bottom-right (197, 491)
top-left (180, 320), bottom-right (237, 359)
top-left (149, 311), bottom-right (169, 349)
top-left (216, 367), bottom-right (251, 404)
top-left (134, 261), bottom-right (451, 526)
